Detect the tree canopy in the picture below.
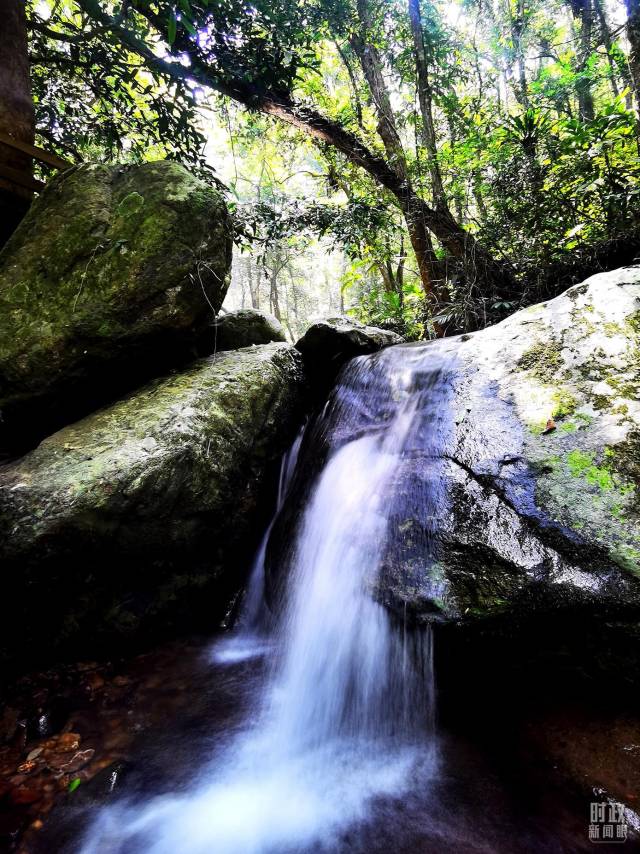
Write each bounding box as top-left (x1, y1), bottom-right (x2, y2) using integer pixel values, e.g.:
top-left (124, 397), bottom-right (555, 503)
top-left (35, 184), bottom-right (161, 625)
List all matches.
top-left (24, 0), bottom-right (640, 334)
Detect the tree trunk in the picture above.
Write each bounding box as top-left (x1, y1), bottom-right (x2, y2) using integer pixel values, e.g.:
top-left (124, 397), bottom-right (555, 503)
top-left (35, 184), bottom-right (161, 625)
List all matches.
top-left (593, 0), bottom-right (622, 98)
top-left (626, 0), bottom-right (640, 115)
top-left (269, 258), bottom-right (282, 321)
top-left (511, 0), bottom-right (530, 109)
top-left (0, 0), bottom-right (35, 244)
top-left (569, 0), bottom-right (596, 120)
top-left (407, 0), bottom-right (448, 210)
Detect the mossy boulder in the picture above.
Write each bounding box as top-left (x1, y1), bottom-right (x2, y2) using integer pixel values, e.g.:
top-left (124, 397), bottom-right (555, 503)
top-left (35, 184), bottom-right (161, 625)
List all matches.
top-left (295, 317), bottom-right (403, 393)
top-left (0, 343), bottom-right (306, 671)
top-left (376, 266), bottom-right (640, 634)
top-left (0, 161), bottom-right (233, 454)
top-left (212, 308), bottom-right (287, 350)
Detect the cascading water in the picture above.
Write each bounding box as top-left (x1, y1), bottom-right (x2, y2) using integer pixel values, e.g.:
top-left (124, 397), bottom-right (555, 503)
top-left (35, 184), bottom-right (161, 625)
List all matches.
top-left (211, 431), bottom-right (303, 664)
top-left (81, 342), bottom-right (455, 854)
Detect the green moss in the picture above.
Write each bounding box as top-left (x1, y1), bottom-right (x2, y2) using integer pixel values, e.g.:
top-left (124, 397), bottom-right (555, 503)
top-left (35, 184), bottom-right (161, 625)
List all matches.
top-left (575, 412), bottom-right (594, 427)
top-left (570, 305), bottom-right (597, 334)
top-left (116, 191), bottom-right (145, 217)
top-left (627, 311), bottom-right (640, 334)
top-left (517, 339), bottom-right (564, 383)
top-left (566, 449), bottom-right (615, 490)
top-left (603, 321), bottom-right (624, 337)
top-left (592, 394), bottom-right (612, 410)
top-left (604, 431), bottom-right (640, 510)
top-left (551, 388), bottom-right (578, 419)
top-left (557, 412), bottom-right (592, 433)
top-left (612, 544), bottom-right (640, 576)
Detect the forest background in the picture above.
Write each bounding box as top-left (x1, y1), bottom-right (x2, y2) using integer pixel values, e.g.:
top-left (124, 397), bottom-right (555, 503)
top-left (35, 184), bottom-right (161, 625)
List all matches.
top-left (16, 0), bottom-right (640, 338)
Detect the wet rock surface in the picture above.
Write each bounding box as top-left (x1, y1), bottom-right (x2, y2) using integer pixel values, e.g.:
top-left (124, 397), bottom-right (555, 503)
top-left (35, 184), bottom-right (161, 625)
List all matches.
top-left (0, 161), bottom-right (233, 454)
top-left (374, 266), bottom-right (640, 658)
top-left (0, 343), bottom-right (307, 672)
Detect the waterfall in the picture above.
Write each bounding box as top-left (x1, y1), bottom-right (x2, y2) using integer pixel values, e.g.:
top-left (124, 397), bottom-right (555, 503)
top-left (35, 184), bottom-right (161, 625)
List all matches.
top-left (211, 431), bottom-right (303, 664)
top-left (81, 342), bottom-right (454, 854)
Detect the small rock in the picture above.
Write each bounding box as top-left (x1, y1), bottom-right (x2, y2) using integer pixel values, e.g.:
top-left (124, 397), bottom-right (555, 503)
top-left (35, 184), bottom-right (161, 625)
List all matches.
top-left (0, 707), bottom-right (19, 743)
top-left (211, 309), bottom-right (287, 352)
top-left (84, 672), bottom-right (105, 692)
top-left (42, 733), bottom-right (80, 756)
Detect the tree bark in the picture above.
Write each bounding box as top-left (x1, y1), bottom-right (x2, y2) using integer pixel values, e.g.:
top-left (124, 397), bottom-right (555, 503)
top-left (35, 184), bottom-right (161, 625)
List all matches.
top-left (625, 0), bottom-right (640, 114)
top-left (513, 0), bottom-right (530, 110)
top-left (569, 0), bottom-right (596, 120)
top-left (593, 0), bottom-right (621, 98)
top-left (407, 0), bottom-right (448, 210)
top-left (0, 0), bottom-right (35, 243)
top-left (270, 261), bottom-right (282, 321)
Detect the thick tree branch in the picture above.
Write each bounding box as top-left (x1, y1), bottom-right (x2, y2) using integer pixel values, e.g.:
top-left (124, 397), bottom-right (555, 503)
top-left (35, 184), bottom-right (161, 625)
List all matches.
top-left (74, 0), bottom-right (515, 297)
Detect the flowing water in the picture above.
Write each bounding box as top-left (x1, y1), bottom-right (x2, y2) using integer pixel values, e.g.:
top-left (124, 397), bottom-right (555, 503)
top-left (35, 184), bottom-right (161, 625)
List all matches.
top-left (76, 342), bottom-right (582, 853)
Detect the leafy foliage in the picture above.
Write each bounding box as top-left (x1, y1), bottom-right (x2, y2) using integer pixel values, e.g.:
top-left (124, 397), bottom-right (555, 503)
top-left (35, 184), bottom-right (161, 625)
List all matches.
top-left (25, 0), bottom-right (640, 337)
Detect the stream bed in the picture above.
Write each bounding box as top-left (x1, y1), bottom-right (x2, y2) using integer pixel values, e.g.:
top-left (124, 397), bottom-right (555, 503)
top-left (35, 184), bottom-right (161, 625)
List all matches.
top-left (1, 634), bottom-right (638, 853)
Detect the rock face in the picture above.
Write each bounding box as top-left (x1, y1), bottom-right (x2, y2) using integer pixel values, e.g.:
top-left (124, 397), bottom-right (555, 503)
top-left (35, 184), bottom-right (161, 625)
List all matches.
top-left (295, 317), bottom-right (403, 392)
top-left (377, 265), bottom-right (640, 645)
top-left (212, 308), bottom-right (286, 351)
top-left (0, 161), bottom-right (233, 453)
top-left (0, 343), bottom-right (306, 671)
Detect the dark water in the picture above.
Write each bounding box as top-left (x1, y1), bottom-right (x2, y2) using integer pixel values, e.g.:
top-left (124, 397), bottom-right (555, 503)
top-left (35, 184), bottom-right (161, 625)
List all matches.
top-left (35, 642), bottom-right (610, 854)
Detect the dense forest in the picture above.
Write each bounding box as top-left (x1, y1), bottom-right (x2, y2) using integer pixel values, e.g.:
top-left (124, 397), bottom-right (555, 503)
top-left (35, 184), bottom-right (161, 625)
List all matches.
top-left (10, 0), bottom-right (639, 336)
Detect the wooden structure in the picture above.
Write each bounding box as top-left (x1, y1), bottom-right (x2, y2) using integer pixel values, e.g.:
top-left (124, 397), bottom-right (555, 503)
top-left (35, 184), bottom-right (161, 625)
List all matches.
top-left (0, 131), bottom-right (71, 193)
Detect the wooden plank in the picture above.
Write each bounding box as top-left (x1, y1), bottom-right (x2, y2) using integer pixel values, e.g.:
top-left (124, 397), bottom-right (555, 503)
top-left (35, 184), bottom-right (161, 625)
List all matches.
top-left (0, 132), bottom-right (71, 171)
top-left (0, 163), bottom-right (45, 193)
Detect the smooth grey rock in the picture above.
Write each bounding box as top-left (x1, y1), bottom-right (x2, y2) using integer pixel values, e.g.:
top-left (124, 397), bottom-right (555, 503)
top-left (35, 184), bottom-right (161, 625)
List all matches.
top-left (212, 308), bottom-right (286, 351)
top-left (377, 265), bottom-right (640, 626)
top-left (295, 316), bottom-right (403, 392)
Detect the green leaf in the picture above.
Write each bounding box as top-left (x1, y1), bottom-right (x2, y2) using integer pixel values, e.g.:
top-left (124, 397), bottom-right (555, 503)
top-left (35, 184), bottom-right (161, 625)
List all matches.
top-left (181, 16), bottom-right (196, 35)
top-left (167, 11), bottom-right (177, 45)
top-left (68, 778), bottom-right (82, 793)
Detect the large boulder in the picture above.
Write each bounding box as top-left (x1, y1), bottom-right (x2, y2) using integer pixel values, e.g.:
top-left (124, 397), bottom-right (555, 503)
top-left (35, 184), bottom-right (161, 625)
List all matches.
top-left (212, 308), bottom-right (286, 351)
top-left (0, 343), bottom-right (306, 671)
top-left (376, 266), bottom-right (640, 647)
top-left (295, 317), bottom-right (403, 393)
top-left (0, 161), bottom-right (233, 454)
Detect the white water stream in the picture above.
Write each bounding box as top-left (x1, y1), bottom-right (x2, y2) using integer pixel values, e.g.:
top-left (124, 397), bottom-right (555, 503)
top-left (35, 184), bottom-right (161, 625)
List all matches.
top-left (81, 343), bottom-right (453, 854)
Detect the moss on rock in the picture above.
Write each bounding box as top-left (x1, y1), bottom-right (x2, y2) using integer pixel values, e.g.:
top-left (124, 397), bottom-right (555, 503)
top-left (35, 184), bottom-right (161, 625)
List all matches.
top-left (0, 343), bottom-right (307, 671)
top-left (381, 265), bottom-right (640, 628)
top-left (0, 161), bottom-right (233, 452)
